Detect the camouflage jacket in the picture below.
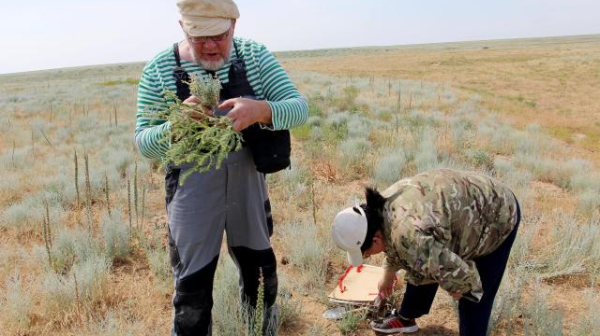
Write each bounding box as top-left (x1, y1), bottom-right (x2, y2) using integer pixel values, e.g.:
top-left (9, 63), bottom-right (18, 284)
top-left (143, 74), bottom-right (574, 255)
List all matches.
top-left (381, 169), bottom-right (519, 302)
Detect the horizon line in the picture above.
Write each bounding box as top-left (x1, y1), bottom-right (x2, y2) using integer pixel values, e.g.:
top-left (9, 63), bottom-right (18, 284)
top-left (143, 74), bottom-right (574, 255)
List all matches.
top-left (1, 32), bottom-right (599, 76)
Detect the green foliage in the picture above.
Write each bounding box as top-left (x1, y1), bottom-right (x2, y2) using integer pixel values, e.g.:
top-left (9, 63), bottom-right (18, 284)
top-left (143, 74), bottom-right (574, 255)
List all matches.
top-left (156, 76), bottom-right (242, 185)
top-left (335, 86), bottom-right (360, 111)
top-left (291, 123), bottom-right (312, 141)
top-left (337, 308), bottom-right (366, 336)
top-left (466, 149), bottom-right (493, 170)
top-left (250, 270), bottom-right (265, 336)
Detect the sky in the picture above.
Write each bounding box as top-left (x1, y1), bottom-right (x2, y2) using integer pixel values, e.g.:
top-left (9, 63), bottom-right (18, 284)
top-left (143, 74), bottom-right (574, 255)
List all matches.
top-left (1, 0), bottom-right (599, 74)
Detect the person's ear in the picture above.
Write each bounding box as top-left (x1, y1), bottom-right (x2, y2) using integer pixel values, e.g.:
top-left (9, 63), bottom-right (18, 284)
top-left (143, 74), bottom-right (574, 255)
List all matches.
top-left (373, 231), bottom-right (386, 251)
top-left (179, 20), bottom-right (184, 28)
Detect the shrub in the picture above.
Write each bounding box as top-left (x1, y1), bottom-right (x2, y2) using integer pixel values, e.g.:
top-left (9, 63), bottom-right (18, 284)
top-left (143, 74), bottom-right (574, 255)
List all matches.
top-left (449, 117), bottom-right (474, 151)
top-left (146, 244), bottom-right (172, 294)
top-left (572, 291), bottom-right (600, 336)
top-left (276, 280), bottom-right (302, 331)
top-left (43, 255), bottom-right (109, 314)
top-left (414, 128), bottom-right (438, 172)
top-left (1, 194), bottom-right (45, 231)
top-left (338, 308), bottom-right (366, 336)
top-left (0, 271), bottom-right (32, 334)
top-left (49, 226), bottom-right (101, 274)
top-left (534, 215), bottom-right (600, 281)
top-left (101, 209), bottom-right (131, 262)
top-left (89, 310), bottom-right (142, 336)
top-left (280, 221), bottom-right (333, 292)
top-left (212, 257), bottom-right (248, 336)
top-left (306, 115), bottom-right (322, 127)
top-left (577, 190), bottom-right (600, 219)
top-left (569, 173), bottom-right (600, 193)
top-left (489, 266), bottom-right (528, 335)
top-left (466, 149), bottom-right (493, 170)
top-left (347, 115), bottom-right (371, 139)
top-left (523, 281), bottom-right (565, 336)
top-left (373, 148), bottom-right (406, 186)
top-left (338, 137), bottom-right (372, 176)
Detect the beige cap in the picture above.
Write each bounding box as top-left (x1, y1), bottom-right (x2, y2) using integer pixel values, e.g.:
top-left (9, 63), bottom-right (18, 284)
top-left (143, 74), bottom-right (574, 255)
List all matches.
top-left (177, 0), bottom-right (240, 36)
top-left (332, 206), bottom-right (368, 267)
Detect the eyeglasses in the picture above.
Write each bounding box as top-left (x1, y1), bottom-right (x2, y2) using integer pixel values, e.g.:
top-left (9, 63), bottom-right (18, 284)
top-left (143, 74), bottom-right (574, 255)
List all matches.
top-left (187, 31), bottom-right (230, 44)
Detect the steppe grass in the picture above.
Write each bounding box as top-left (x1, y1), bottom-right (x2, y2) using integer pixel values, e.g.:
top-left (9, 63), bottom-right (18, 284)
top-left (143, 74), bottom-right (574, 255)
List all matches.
top-left (523, 281), bottom-right (565, 336)
top-left (211, 256), bottom-right (301, 336)
top-left (372, 147), bottom-right (407, 186)
top-left (533, 215), bottom-right (600, 281)
top-left (2, 41), bottom-right (600, 335)
top-left (0, 270), bottom-right (33, 334)
top-left (572, 291), bottom-right (600, 336)
top-left (146, 243), bottom-right (172, 294)
top-left (101, 209), bottom-right (131, 263)
top-left (280, 220), bottom-right (334, 293)
top-left (42, 255), bottom-right (110, 315)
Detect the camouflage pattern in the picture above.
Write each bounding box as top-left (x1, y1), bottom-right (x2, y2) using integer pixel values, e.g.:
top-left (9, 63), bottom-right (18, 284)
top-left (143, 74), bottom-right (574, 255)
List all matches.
top-left (381, 169), bottom-right (519, 302)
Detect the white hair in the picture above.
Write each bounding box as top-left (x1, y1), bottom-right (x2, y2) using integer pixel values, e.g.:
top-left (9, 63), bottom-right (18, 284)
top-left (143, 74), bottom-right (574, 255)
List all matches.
top-left (191, 41), bottom-right (234, 71)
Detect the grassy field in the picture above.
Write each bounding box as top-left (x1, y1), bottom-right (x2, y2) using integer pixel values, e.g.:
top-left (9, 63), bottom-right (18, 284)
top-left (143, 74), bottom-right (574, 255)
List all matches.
top-left (0, 34), bottom-right (599, 335)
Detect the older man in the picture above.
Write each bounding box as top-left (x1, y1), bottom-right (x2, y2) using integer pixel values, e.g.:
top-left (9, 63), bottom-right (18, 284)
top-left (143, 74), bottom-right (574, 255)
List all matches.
top-left (134, 0), bottom-right (308, 335)
top-left (332, 169), bottom-right (521, 336)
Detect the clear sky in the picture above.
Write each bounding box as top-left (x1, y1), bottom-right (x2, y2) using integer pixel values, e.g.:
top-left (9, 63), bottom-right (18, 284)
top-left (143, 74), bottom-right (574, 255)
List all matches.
top-left (1, 0), bottom-right (599, 74)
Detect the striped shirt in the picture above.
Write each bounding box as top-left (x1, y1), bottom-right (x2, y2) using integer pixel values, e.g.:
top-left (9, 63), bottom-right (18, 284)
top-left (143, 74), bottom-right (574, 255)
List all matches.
top-left (135, 37), bottom-right (308, 160)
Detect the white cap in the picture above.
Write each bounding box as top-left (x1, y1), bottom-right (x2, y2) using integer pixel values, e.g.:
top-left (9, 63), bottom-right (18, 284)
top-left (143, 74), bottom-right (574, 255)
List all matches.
top-left (177, 0), bottom-right (240, 36)
top-left (332, 206), bottom-right (368, 267)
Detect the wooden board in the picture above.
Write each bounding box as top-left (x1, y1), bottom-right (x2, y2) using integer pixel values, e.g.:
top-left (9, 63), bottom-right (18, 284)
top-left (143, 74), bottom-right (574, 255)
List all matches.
top-left (328, 265), bottom-right (385, 305)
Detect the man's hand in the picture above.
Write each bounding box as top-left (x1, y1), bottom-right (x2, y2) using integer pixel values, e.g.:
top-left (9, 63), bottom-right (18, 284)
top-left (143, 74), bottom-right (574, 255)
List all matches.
top-left (182, 95), bottom-right (214, 120)
top-left (378, 269), bottom-right (397, 299)
top-left (218, 98), bottom-right (272, 132)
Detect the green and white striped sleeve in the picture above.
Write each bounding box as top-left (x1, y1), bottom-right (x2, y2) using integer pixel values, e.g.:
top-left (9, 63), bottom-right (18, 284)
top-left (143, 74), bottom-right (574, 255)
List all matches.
top-left (255, 45), bottom-right (308, 130)
top-left (135, 62), bottom-right (171, 160)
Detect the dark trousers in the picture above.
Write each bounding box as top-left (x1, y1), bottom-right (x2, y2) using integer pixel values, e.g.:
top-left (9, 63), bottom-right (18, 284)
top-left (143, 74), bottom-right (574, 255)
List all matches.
top-left (399, 204), bottom-right (521, 336)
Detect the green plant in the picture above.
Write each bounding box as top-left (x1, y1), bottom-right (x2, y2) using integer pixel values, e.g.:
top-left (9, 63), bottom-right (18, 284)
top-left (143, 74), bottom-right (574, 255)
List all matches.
top-left (337, 308), bottom-right (365, 336)
top-left (156, 76), bottom-right (243, 184)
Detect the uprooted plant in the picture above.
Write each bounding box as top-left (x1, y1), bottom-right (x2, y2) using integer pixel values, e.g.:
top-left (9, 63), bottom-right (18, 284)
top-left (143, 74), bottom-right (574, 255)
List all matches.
top-left (156, 75), bottom-right (243, 184)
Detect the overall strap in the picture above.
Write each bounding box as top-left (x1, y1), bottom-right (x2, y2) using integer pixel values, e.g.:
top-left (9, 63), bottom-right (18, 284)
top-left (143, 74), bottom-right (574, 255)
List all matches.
top-left (172, 43), bottom-right (191, 101)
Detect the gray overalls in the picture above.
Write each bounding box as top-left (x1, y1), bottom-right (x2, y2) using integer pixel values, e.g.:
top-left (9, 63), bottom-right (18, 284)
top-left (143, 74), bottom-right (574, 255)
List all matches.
top-left (167, 42), bottom-right (278, 336)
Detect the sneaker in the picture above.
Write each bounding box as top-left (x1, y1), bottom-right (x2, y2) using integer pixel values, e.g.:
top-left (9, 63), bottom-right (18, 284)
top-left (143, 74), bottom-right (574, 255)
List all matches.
top-left (370, 315), bottom-right (419, 334)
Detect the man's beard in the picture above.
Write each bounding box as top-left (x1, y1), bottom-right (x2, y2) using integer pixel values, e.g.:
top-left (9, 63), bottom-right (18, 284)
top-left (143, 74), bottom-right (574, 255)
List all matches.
top-left (191, 41), bottom-right (233, 71)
